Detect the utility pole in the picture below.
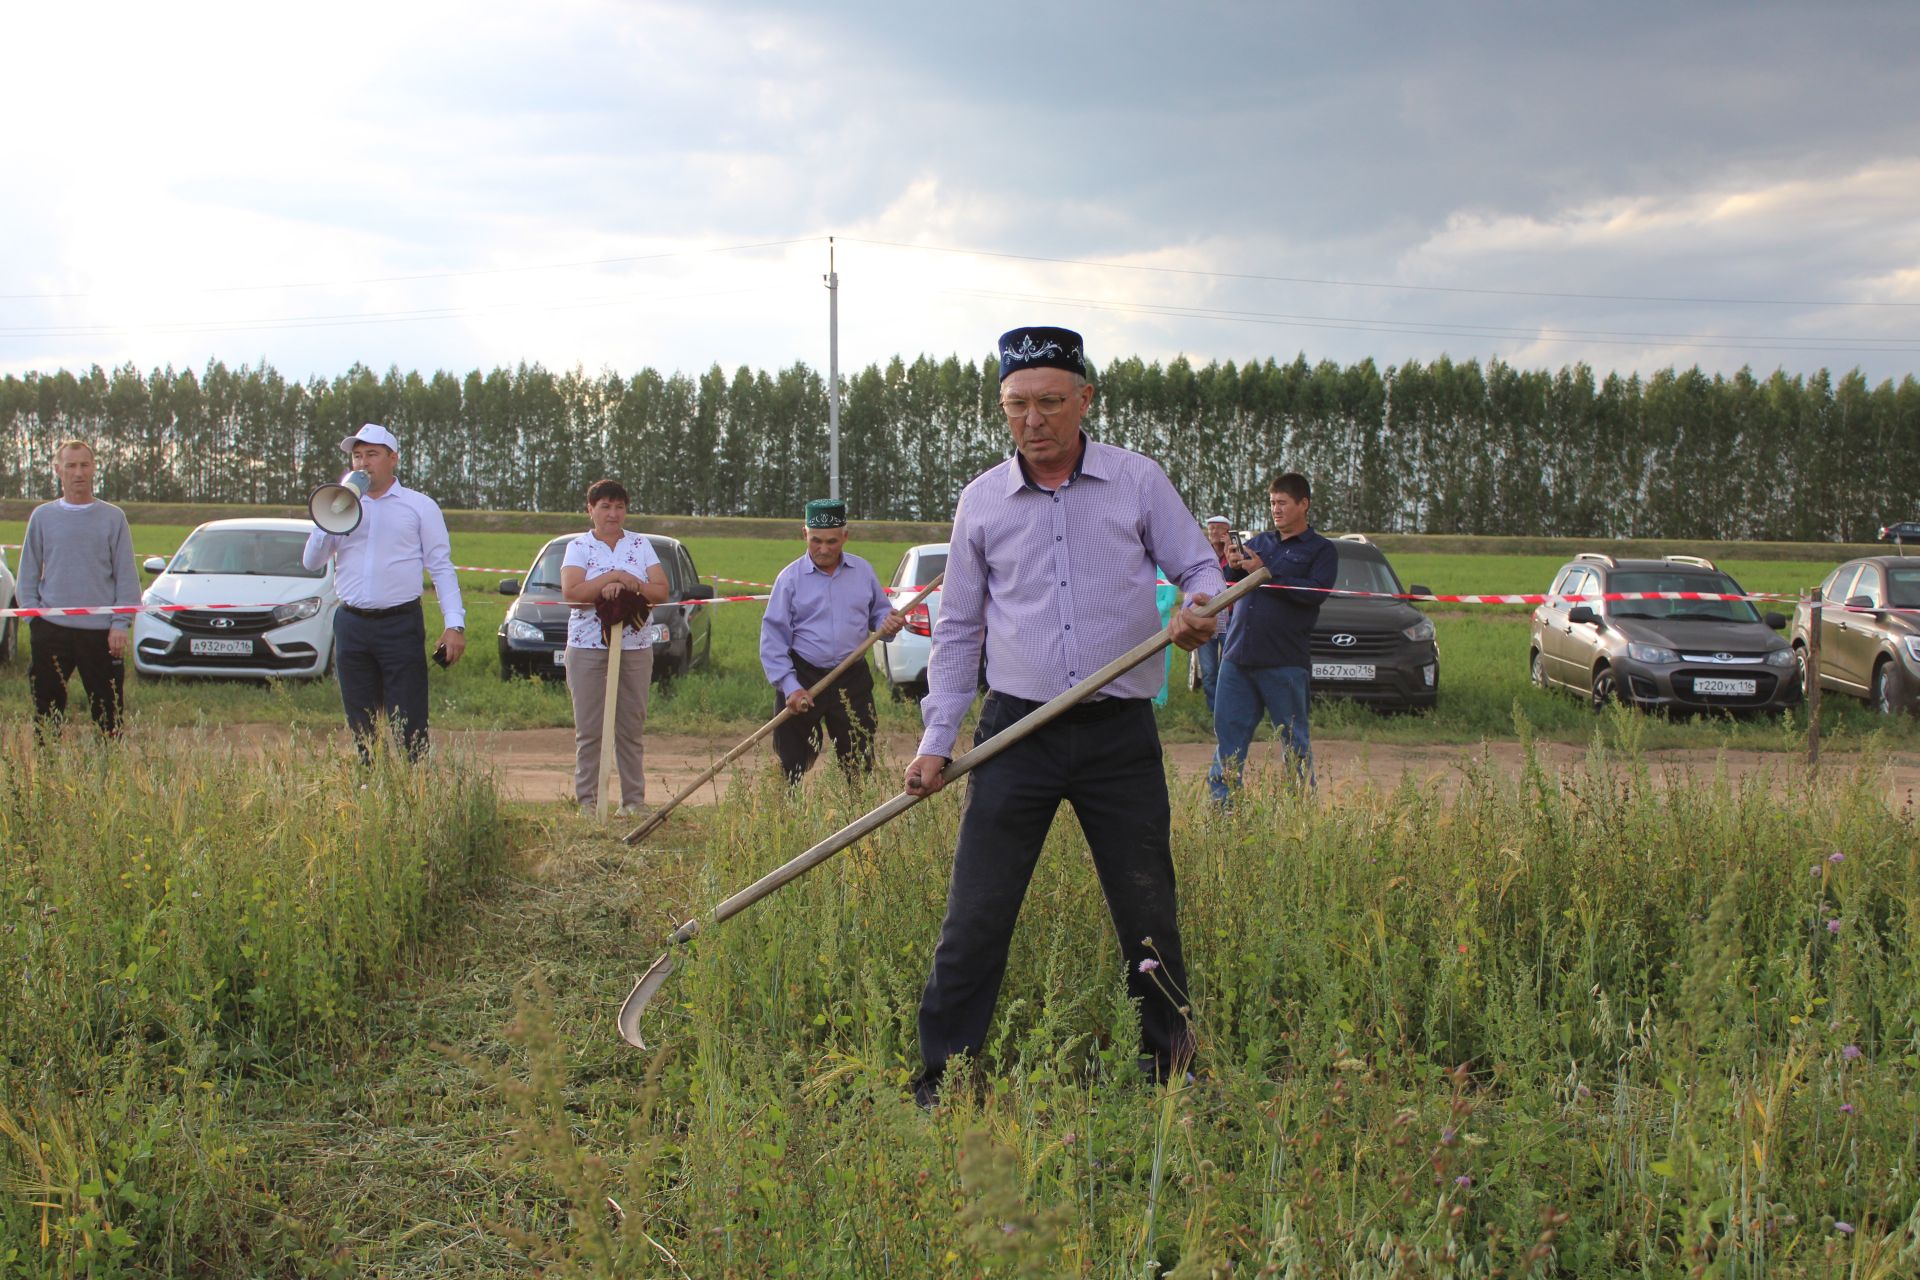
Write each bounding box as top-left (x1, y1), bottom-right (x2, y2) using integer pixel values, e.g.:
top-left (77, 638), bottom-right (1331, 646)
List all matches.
top-left (825, 238), bottom-right (840, 500)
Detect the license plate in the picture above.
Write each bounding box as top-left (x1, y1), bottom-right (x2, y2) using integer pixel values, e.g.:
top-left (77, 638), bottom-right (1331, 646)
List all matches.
top-left (1313, 662), bottom-right (1376, 681)
top-left (553, 650), bottom-right (567, 665)
top-left (1694, 677), bottom-right (1755, 696)
top-left (190, 638), bottom-right (252, 656)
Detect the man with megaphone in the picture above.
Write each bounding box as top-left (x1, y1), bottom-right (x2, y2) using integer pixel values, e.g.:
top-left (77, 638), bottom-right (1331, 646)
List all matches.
top-left (302, 424), bottom-right (466, 761)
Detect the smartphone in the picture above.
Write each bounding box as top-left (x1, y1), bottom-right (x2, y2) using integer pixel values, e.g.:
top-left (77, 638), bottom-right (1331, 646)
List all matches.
top-left (1229, 530), bottom-right (1245, 554)
top-left (431, 642), bottom-right (450, 669)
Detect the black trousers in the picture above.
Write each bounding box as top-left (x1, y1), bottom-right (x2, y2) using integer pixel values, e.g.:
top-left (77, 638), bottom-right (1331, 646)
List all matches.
top-left (334, 601), bottom-right (430, 761)
top-left (28, 620), bottom-right (125, 734)
top-left (771, 652), bottom-right (879, 783)
top-left (916, 692), bottom-right (1192, 1084)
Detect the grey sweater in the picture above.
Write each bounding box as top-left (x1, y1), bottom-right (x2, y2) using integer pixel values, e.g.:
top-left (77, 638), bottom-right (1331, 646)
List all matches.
top-left (16, 500), bottom-right (141, 631)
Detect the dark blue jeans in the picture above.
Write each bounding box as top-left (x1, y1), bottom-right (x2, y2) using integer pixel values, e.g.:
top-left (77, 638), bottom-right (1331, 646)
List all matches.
top-left (333, 601), bottom-right (430, 760)
top-left (916, 693), bottom-right (1193, 1087)
top-left (1208, 659), bottom-right (1311, 801)
top-left (1195, 634), bottom-right (1223, 714)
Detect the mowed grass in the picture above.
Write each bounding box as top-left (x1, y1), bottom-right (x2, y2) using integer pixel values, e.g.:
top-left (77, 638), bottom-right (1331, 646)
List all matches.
top-left (2, 520), bottom-right (1912, 752)
top-left (8, 719), bottom-right (1915, 1275)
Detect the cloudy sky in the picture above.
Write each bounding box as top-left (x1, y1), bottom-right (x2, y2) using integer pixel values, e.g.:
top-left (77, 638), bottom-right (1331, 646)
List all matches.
top-left (4, 0), bottom-right (1917, 384)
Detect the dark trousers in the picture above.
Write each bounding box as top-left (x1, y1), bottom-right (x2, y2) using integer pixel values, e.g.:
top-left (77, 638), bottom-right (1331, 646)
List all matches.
top-left (334, 601), bottom-right (430, 761)
top-left (771, 652), bottom-right (879, 783)
top-left (28, 620), bottom-right (125, 735)
top-left (916, 693), bottom-right (1192, 1085)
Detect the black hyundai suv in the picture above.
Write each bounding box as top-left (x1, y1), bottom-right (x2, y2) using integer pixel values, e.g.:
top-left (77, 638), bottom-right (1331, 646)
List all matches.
top-left (1306, 535), bottom-right (1439, 711)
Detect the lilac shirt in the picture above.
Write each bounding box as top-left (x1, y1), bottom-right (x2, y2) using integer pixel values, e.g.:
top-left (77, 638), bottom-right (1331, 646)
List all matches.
top-left (759, 550), bottom-right (893, 698)
top-left (917, 438), bottom-right (1225, 759)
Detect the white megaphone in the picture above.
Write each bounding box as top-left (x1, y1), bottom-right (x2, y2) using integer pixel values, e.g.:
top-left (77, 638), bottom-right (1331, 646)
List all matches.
top-left (308, 470), bottom-right (373, 535)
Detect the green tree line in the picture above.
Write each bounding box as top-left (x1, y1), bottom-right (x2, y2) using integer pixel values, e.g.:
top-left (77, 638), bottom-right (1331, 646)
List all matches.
top-left (2, 355), bottom-right (1914, 540)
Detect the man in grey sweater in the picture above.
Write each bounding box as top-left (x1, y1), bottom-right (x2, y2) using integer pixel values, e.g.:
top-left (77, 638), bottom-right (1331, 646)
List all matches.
top-left (16, 440), bottom-right (140, 734)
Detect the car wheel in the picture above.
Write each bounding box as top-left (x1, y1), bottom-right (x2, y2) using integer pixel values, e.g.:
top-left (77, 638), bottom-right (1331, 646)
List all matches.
top-left (1590, 665), bottom-right (1619, 712)
top-left (1529, 648), bottom-right (1547, 691)
top-left (1870, 659), bottom-right (1905, 716)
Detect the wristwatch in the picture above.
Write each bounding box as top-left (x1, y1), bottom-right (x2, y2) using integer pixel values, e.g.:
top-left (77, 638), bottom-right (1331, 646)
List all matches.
top-left (449, 626), bottom-right (465, 633)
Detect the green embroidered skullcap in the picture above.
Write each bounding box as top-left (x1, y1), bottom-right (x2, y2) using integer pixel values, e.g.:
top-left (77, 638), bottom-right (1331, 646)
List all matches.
top-left (805, 498), bottom-right (847, 529)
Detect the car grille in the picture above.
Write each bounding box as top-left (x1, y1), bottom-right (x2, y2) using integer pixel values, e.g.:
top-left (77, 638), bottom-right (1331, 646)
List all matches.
top-left (538, 622), bottom-right (569, 643)
top-left (1311, 630), bottom-right (1401, 658)
top-left (166, 609), bottom-right (278, 636)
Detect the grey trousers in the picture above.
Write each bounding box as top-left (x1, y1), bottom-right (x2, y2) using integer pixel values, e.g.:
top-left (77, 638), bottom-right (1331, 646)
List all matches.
top-left (565, 644), bottom-right (654, 808)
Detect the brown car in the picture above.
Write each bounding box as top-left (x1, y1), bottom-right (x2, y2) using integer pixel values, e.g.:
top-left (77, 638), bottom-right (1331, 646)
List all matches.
top-left (1530, 553), bottom-right (1800, 713)
top-left (1790, 556), bottom-right (1920, 715)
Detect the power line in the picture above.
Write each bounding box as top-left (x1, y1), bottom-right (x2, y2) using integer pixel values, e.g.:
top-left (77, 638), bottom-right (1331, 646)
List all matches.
top-left (0, 283), bottom-right (802, 341)
top-left (947, 288), bottom-right (1920, 356)
top-left (849, 236), bottom-right (1920, 310)
top-left (0, 237), bottom-right (821, 303)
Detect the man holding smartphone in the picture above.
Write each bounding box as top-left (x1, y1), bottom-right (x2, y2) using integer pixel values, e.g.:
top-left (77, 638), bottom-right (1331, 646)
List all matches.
top-left (302, 424), bottom-right (466, 761)
top-left (1195, 515), bottom-right (1236, 712)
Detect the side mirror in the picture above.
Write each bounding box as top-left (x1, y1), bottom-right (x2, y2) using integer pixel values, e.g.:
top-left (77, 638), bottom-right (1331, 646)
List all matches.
top-left (498, 578), bottom-right (521, 596)
top-left (1568, 606), bottom-right (1599, 626)
top-left (1763, 611), bottom-right (1788, 630)
top-left (142, 556), bottom-right (168, 574)
top-left (1406, 583), bottom-right (1432, 598)
top-left (683, 584), bottom-right (716, 601)
top-left (1845, 595), bottom-right (1874, 611)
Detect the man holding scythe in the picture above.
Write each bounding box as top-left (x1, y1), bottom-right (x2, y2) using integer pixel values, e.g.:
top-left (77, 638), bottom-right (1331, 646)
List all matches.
top-left (903, 326), bottom-right (1226, 1105)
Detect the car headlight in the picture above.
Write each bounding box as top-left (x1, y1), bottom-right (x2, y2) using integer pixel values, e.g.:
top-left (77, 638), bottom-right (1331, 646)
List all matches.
top-left (1626, 642), bottom-right (1679, 665)
top-left (271, 597), bottom-right (323, 626)
top-left (1765, 647), bottom-right (1799, 668)
top-left (1401, 618), bottom-right (1436, 643)
top-left (1902, 636), bottom-right (1920, 664)
top-left (506, 619), bottom-right (543, 642)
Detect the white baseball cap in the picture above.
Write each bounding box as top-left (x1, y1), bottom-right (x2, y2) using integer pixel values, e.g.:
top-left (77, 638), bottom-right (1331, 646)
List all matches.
top-left (1203, 514), bottom-right (1231, 525)
top-left (340, 423), bottom-right (401, 455)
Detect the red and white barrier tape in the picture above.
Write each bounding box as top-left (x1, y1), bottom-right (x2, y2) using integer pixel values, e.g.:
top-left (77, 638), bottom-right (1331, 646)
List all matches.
top-left (1, 602), bottom-right (248, 619)
top-left (709, 575), bottom-right (774, 589)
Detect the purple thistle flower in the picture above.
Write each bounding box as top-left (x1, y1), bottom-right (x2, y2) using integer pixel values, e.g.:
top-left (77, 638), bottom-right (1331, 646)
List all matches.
top-left (1835, 1221), bottom-right (1854, 1235)
top-left (1839, 1103), bottom-right (1856, 1115)
top-left (1455, 1175), bottom-right (1473, 1188)
top-left (1842, 1044), bottom-right (1863, 1061)
top-left (1828, 851), bottom-right (1845, 864)
top-left (1137, 958), bottom-right (1160, 973)
top-left (1827, 918), bottom-right (1843, 935)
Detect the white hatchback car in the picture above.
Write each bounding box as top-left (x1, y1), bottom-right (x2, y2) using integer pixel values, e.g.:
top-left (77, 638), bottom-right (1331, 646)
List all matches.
top-left (135, 518), bottom-right (340, 679)
top-left (874, 542), bottom-right (948, 699)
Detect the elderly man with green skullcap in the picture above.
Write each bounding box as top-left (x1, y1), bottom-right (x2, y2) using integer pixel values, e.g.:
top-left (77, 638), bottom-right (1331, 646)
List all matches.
top-left (758, 499), bottom-right (907, 783)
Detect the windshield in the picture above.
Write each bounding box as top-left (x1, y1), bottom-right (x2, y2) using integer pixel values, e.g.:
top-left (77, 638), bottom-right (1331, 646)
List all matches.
top-left (898, 552), bottom-right (946, 589)
top-left (168, 530), bottom-right (324, 578)
top-left (1607, 572), bottom-right (1759, 623)
top-left (1333, 552), bottom-right (1403, 598)
top-left (1888, 567), bottom-right (1920, 609)
top-left (527, 543), bottom-right (568, 592)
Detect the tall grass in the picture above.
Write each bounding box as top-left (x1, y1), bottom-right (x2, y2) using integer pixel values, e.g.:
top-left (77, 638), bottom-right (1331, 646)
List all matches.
top-left (504, 716), bottom-right (1920, 1276)
top-left (0, 730), bottom-right (503, 1276)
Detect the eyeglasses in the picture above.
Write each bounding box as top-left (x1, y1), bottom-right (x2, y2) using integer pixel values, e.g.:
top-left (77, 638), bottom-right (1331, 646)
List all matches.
top-left (998, 394), bottom-right (1078, 421)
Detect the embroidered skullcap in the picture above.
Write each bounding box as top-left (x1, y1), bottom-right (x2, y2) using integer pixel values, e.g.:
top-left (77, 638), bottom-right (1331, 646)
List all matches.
top-left (805, 498), bottom-right (847, 529)
top-left (996, 326), bottom-right (1088, 382)
top-left (1204, 515), bottom-right (1231, 526)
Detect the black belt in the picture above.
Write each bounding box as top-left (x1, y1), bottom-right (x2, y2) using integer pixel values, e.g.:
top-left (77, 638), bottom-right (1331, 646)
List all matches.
top-left (341, 599), bottom-right (421, 620)
top-left (988, 691), bottom-right (1147, 724)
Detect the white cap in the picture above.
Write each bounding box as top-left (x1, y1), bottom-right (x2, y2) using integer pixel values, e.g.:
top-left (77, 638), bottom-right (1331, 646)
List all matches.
top-left (340, 423), bottom-right (400, 455)
top-left (1203, 514), bottom-right (1231, 526)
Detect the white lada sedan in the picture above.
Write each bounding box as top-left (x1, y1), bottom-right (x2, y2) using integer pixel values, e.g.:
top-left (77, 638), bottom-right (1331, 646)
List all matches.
top-left (134, 518), bottom-right (340, 680)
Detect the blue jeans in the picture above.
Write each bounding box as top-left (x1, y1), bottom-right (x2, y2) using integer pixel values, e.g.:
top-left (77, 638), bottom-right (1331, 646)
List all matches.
top-left (1208, 660), bottom-right (1311, 802)
top-left (1195, 635), bottom-right (1223, 714)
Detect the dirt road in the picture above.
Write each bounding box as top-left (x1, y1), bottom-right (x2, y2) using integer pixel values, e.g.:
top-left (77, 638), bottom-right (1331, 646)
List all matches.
top-left (228, 725), bottom-right (1920, 810)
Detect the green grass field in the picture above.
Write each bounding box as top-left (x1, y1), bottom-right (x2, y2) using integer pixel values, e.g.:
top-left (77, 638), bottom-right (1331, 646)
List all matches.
top-left (3, 519), bottom-right (1910, 752)
top-left (5, 727), bottom-right (1916, 1276)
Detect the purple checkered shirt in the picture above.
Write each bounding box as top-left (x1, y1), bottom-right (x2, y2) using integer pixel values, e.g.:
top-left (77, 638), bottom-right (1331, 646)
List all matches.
top-left (917, 438), bottom-right (1225, 759)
